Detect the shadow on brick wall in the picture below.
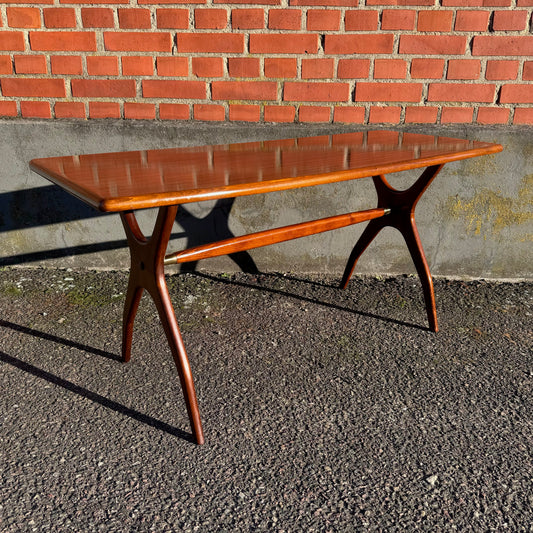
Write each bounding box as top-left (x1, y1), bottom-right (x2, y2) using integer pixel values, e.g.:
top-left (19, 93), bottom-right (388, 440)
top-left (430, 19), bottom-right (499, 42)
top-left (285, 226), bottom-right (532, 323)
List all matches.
top-left (0, 185), bottom-right (258, 273)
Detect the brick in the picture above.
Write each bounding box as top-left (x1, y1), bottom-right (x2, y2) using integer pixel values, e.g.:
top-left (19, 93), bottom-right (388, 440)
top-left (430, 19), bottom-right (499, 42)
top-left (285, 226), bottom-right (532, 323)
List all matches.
top-left (428, 83), bottom-right (495, 102)
top-left (138, 0), bottom-right (202, 4)
top-left (482, 0), bottom-right (511, 5)
top-left (0, 55), bottom-right (12, 74)
top-left (447, 59), bottom-right (481, 80)
top-left (264, 105), bottom-right (295, 122)
top-left (124, 102), bottom-right (156, 120)
top-left (454, 10), bottom-right (489, 31)
top-left (55, 102), bottom-right (85, 118)
top-left (14, 54), bottom-right (47, 74)
top-left (325, 34), bottom-right (394, 54)
top-left (404, 106), bottom-right (438, 123)
top-left (399, 35), bottom-right (467, 55)
top-left (62, 0), bottom-right (128, 4)
top-left (264, 57), bottom-right (297, 78)
top-left (299, 105), bottom-right (331, 123)
top-left (215, 0), bottom-right (278, 4)
top-left (476, 107), bottom-right (509, 124)
top-left (442, 0), bottom-right (482, 4)
top-left (232, 9), bottom-right (264, 29)
top-left (21, 101), bottom-right (51, 119)
top-left (122, 56), bottom-right (153, 76)
top-left (517, 0), bottom-right (533, 5)
top-left (492, 10), bottom-right (528, 31)
top-left (523, 61), bottom-right (533, 81)
top-left (440, 107), bottom-right (473, 124)
top-left (2, 77), bottom-right (65, 97)
top-left (178, 33), bottom-right (244, 53)
top-left (118, 9), bottom-right (151, 29)
top-left (290, 0), bottom-right (357, 5)
top-left (228, 57), bottom-right (260, 78)
top-left (89, 102), bottom-right (121, 119)
top-left (411, 58), bottom-right (444, 79)
top-left (381, 9), bottom-right (415, 30)
top-left (159, 103), bottom-right (189, 119)
top-left (302, 58), bottom-right (334, 79)
top-left (157, 56), bottom-right (188, 77)
top-left (250, 34), bottom-right (318, 54)
top-left (472, 36), bottom-right (533, 56)
top-left (81, 8), bottom-right (114, 28)
top-left (192, 57), bottom-right (224, 77)
top-left (157, 9), bottom-right (188, 29)
top-left (72, 79), bottom-right (136, 98)
top-left (344, 10), bottom-right (378, 30)
top-left (195, 8), bottom-right (227, 29)
top-left (7, 7), bottom-right (41, 28)
top-left (417, 10), bottom-right (453, 32)
top-left (485, 60), bottom-right (518, 80)
top-left (307, 9), bottom-right (340, 30)
top-left (374, 59), bottom-right (406, 79)
top-left (367, 0), bottom-right (432, 3)
top-left (43, 8), bottom-right (76, 28)
top-left (51, 55), bottom-right (82, 74)
top-left (229, 104), bottom-right (260, 122)
top-left (212, 81), bottom-right (277, 100)
top-left (369, 106), bottom-right (401, 124)
top-left (143, 80), bottom-right (206, 99)
top-left (87, 55), bottom-right (119, 76)
top-left (30, 32), bottom-right (96, 51)
top-left (268, 9), bottom-right (301, 30)
top-left (355, 82), bottom-right (422, 102)
top-left (500, 85), bottom-right (533, 104)
top-left (104, 32), bottom-right (171, 52)
top-left (337, 58), bottom-right (370, 79)
top-left (284, 81), bottom-right (350, 102)
top-left (0, 101), bottom-right (17, 117)
top-left (333, 106), bottom-right (365, 123)
top-left (194, 104), bottom-right (225, 121)
top-left (0, 31), bottom-right (25, 51)
top-left (513, 108), bottom-right (533, 125)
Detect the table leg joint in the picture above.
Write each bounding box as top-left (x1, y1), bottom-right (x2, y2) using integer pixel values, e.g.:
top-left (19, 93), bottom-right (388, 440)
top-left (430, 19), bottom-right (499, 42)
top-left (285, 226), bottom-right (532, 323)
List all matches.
top-left (341, 165), bottom-right (444, 332)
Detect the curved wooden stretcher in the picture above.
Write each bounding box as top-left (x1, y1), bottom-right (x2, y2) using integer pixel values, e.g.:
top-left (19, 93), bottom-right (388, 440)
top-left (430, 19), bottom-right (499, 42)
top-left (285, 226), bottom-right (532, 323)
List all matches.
top-left (30, 130), bottom-right (502, 444)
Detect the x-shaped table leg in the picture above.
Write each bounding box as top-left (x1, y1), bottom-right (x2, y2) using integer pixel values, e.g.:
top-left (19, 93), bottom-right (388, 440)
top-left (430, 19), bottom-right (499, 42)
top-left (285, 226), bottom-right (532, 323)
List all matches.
top-left (341, 164), bottom-right (444, 332)
top-left (120, 205), bottom-right (204, 444)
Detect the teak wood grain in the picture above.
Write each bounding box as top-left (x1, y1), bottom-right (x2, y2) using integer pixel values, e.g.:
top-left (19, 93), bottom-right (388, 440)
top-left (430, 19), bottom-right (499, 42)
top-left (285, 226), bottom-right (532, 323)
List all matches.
top-left (30, 131), bottom-right (502, 212)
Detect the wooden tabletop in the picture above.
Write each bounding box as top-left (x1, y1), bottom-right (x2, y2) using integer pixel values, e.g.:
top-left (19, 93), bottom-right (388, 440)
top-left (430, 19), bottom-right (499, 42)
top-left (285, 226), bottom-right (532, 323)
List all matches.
top-left (30, 130), bottom-right (502, 213)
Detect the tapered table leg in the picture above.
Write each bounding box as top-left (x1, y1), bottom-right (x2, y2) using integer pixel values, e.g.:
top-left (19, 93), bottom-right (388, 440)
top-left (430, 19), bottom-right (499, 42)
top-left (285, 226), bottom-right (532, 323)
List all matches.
top-left (340, 218), bottom-right (386, 290)
top-left (121, 279), bottom-right (144, 363)
top-left (395, 215), bottom-right (438, 332)
top-left (342, 165), bottom-right (444, 332)
top-left (120, 206), bottom-right (204, 444)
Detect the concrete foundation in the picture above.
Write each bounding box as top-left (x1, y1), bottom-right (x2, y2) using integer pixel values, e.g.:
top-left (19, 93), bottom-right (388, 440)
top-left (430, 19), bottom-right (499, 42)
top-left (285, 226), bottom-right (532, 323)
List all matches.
top-left (0, 120), bottom-right (531, 280)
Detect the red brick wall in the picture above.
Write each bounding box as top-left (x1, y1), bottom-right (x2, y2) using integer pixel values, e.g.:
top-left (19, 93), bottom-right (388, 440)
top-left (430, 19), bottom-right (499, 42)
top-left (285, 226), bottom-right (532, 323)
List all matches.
top-left (0, 1), bottom-right (531, 124)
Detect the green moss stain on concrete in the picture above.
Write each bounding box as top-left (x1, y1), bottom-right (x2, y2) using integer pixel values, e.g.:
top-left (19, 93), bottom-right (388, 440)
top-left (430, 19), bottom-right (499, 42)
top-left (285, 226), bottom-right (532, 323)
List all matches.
top-left (445, 174), bottom-right (533, 241)
top-left (1, 283), bottom-right (23, 296)
top-left (66, 287), bottom-right (118, 308)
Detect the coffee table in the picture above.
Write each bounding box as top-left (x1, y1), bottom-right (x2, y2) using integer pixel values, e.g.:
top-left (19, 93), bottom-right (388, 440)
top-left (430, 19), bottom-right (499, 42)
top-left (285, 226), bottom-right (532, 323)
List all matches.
top-left (30, 130), bottom-right (502, 444)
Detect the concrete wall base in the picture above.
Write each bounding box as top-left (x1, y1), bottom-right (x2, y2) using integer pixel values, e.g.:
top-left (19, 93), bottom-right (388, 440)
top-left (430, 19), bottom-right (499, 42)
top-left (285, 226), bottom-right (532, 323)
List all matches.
top-left (1, 121), bottom-right (531, 280)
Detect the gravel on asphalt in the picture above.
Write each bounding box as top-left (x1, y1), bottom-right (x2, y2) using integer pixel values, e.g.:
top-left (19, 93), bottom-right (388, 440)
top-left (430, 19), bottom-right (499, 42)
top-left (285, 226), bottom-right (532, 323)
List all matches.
top-left (0, 267), bottom-right (532, 532)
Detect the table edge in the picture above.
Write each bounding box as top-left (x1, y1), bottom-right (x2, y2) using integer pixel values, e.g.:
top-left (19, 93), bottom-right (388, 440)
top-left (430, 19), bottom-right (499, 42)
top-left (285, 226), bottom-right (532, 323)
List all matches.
top-left (30, 142), bottom-right (503, 213)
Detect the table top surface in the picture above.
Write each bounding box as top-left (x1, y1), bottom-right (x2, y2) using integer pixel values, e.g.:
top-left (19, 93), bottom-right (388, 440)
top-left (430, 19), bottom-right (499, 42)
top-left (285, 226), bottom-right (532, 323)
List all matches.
top-left (30, 130), bottom-right (502, 212)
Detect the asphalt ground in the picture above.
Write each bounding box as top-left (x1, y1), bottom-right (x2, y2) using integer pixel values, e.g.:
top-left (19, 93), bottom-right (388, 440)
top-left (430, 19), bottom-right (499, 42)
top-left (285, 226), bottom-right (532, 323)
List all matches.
top-left (0, 267), bottom-right (531, 532)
